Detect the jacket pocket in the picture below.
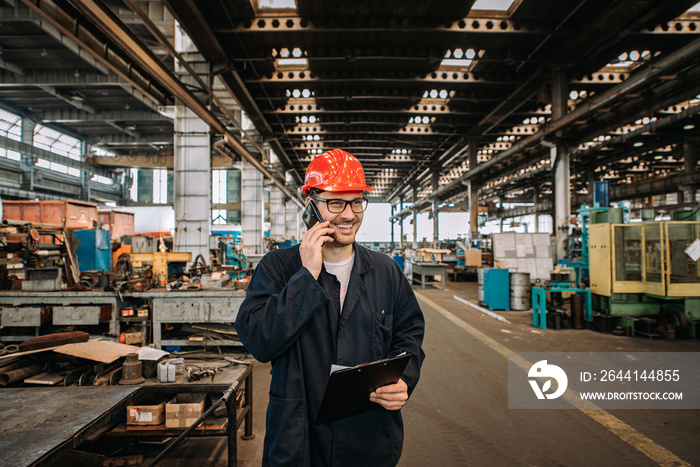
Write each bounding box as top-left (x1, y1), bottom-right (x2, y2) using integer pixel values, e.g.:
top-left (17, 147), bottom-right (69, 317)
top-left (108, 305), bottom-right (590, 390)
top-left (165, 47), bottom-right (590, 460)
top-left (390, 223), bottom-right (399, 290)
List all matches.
top-left (371, 309), bottom-right (393, 359)
top-left (264, 394), bottom-right (306, 466)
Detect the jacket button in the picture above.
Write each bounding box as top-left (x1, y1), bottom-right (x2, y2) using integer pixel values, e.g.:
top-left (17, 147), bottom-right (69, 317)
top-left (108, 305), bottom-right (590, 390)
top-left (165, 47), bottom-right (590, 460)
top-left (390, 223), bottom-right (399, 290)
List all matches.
top-left (339, 327), bottom-right (344, 333)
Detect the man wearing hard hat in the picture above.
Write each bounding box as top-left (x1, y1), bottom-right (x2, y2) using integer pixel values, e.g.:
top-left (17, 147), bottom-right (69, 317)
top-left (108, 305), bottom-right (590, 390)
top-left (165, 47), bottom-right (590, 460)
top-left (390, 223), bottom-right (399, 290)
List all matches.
top-left (235, 149), bottom-right (425, 466)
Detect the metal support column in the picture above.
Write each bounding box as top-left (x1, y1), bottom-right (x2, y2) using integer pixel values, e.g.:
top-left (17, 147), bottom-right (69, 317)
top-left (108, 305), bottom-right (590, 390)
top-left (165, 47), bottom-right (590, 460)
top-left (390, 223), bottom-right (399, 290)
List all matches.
top-left (20, 119), bottom-right (34, 191)
top-left (682, 139), bottom-right (698, 203)
top-left (285, 198), bottom-right (300, 242)
top-left (552, 71), bottom-right (571, 262)
top-left (173, 105), bottom-right (211, 261)
top-left (412, 184), bottom-right (418, 248)
top-left (80, 141), bottom-right (91, 201)
top-left (399, 195), bottom-right (405, 246)
top-left (241, 161), bottom-right (263, 257)
top-left (431, 167), bottom-right (440, 246)
top-left (173, 25), bottom-right (210, 262)
top-left (390, 204), bottom-right (395, 251)
top-left (269, 185), bottom-right (285, 241)
top-left (533, 186), bottom-right (540, 233)
top-left (468, 138), bottom-right (479, 242)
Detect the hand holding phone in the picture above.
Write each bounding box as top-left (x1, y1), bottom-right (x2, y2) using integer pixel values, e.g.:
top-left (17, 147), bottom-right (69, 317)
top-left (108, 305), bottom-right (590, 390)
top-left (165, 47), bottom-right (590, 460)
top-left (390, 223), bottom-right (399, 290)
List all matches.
top-left (303, 200), bottom-right (323, 229)
top-left (300, 201), bottom-right (333, 279)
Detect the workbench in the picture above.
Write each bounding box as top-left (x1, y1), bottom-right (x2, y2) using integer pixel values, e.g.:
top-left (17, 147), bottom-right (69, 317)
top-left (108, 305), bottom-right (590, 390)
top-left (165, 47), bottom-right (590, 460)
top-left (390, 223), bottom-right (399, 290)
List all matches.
top-left (532, 285), bottom-right (592, 330)
top-left (0, 291), bottom-right (120, 341)
top-left (130, 290), bottom-right (246, 349)
top-left (0, 362), bottom-right (253, 467)
top-left (0, 386), bottom-right (141, 467)
top-left (0, 289), bottom-right (246, 349)
top-left (410, 261), bottom-right (447, 290)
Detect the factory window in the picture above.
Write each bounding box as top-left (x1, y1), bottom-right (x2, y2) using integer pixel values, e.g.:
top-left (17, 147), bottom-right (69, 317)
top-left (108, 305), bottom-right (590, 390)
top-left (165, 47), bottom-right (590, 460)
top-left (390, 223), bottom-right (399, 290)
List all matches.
top-left (0, 108), bottom-right (21, 161)
top-left (153, 169), bottom-right (168, 204)
top-left (212, 209), bottom-right (227, 225)
top-left (241, 111), bottom-right (254, 131)
top-left (33, 124), bottom-right (81, 177)
top-left (129, 169), bottom-right (138, 202)
top-left (212, 170), bottom-right (227, 204)
top-left (89, 147), bottom-right (114, 185)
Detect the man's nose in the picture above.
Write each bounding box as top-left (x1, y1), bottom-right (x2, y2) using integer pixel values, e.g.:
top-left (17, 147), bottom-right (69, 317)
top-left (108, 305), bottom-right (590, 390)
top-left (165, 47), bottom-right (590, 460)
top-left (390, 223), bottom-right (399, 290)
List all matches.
top-left (339, 202), bottom-right (355, 216)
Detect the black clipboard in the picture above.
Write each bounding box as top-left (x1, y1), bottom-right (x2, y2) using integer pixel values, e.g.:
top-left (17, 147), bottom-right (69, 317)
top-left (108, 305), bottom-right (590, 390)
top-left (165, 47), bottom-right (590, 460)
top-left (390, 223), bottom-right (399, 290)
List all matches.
top-left (314, 352), bottom-right (412, 425)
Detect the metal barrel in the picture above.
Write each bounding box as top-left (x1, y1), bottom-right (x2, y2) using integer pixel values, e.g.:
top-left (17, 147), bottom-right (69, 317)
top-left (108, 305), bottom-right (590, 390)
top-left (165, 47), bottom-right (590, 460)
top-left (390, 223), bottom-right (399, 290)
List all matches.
top-left (477, 267), bottom-right (489, 303)
top-left (509, 272), bottom-right (531, 311)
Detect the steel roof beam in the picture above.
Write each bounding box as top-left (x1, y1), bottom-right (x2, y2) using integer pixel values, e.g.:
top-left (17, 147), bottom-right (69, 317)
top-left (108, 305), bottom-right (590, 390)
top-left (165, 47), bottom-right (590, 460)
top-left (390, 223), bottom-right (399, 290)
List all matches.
top-left (40, 108), bottom-right (171, 123)
top-left (0, 69), bottom-right (124, 86)
top-left (20, 0), bottom-right (169, 105)
top-left (426, 36), bottom-right (700, 202)
top-left (216, 16), bottom-right (542, 34)
top-left (250, 71), bottom-right (515, 85)
top-left (57, 0), bottom-right (302, 206)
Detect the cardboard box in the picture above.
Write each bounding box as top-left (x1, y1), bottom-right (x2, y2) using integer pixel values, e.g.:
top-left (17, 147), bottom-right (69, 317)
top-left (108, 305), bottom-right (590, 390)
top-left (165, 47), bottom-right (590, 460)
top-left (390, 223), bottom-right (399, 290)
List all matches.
top-left (122, 329), bottom-right (142, 345)
top-left (415, 248), bottom-right (451, 262)
top-left (127, 397), bottom-right (167, 426)
top-left (464, 249), bottom-right (482, 267)
top-left (165, 393), bottom-right (206, 429)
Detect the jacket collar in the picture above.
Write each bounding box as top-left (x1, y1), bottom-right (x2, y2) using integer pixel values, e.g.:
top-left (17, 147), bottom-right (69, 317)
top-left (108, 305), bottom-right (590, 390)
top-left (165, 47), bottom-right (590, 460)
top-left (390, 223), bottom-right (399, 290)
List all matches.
top-left (351, 242), bottom-right (374, 276)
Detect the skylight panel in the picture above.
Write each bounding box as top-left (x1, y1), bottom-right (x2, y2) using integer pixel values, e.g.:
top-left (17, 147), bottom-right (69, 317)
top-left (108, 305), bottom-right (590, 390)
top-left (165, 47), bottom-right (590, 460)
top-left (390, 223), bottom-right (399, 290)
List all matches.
top-left (471, 0), bottom-right (516, 11)
top-left (440, 48), bottom-right (476, 68)
top-left (257, 0), bottom-right (297, 10)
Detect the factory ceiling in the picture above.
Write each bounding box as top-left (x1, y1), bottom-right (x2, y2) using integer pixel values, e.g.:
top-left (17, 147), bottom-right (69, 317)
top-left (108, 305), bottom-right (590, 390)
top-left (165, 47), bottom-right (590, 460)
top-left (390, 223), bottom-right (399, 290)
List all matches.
top-left (1, 0), bottom-right (700, 211)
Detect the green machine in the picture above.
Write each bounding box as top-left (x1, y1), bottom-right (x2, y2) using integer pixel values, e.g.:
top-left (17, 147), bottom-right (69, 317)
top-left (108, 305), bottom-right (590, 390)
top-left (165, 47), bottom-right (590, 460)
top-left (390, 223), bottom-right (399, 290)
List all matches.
top-left (589, 207), bottom-right (700, 338)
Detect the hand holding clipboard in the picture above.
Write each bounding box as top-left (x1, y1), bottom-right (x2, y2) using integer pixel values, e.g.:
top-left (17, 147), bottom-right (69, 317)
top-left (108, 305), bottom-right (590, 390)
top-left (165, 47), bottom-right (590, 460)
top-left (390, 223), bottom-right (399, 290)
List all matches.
top-left (315, 352), bottom-right (412, 425)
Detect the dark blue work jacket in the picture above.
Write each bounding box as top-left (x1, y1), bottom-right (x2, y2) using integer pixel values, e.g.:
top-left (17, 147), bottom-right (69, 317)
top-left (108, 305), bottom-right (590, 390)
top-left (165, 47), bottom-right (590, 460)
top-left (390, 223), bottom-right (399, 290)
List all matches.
top-left (235, 243), bottom-right (425, 466)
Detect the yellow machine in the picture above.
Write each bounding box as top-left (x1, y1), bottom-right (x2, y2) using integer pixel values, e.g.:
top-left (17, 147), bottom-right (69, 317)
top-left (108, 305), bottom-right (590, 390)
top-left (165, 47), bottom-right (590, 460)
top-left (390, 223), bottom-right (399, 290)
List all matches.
top-left (589, 218), bottom-right (700, 337)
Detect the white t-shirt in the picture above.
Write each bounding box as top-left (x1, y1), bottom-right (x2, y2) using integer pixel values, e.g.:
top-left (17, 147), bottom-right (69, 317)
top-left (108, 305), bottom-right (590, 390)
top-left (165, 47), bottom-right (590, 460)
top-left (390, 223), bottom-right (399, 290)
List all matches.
top-left (323, 253), bottom-right (355, 313)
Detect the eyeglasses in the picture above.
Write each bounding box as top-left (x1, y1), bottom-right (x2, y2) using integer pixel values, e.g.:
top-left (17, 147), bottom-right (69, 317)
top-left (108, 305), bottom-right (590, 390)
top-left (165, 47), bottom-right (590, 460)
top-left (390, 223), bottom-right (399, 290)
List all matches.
top-left (310, 196), bottom-right (368, 213)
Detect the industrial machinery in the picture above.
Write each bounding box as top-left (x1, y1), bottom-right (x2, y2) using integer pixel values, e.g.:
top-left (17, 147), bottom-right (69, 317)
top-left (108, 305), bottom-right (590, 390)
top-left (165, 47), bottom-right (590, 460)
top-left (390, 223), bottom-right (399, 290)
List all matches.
top-left (209, 235), bottom-right (249, 277)
top-left (0, 219), bottom-right (80, 290)
top-left (589, 208), bottom-right (700, 339)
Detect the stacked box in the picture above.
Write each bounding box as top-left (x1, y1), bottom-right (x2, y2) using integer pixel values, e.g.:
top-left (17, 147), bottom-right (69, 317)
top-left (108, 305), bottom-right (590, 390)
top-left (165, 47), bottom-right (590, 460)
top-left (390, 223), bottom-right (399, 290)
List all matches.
top-left (127, 397), bottom-right (167, 426)
top-left (165, 393), bottom-right (206, 429)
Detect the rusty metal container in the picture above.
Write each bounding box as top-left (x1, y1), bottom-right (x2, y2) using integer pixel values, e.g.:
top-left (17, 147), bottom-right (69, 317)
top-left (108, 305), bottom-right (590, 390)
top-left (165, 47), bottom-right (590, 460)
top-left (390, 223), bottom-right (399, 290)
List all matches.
top-left (98, 209), bottom-right (135, 241)
top-left (2, 199), bottom-right (98, 242)
top-left (2, 199), bottom-right (97, 229)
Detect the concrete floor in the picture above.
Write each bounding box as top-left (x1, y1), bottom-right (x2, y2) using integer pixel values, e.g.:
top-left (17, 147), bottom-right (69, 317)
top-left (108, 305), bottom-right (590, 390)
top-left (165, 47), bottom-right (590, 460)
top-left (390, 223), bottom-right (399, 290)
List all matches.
top-left (130, 280), bottom-right (699, 466)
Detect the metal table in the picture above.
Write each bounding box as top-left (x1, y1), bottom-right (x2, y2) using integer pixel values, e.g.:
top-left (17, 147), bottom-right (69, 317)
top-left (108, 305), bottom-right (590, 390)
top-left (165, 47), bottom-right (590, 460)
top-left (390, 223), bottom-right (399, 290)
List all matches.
top-left (0, 363), bottom-right (253, 467)
top-left (532, 285), bottom-right (592, 330)
top-left (0, 386), bottom-right (140, 467)
top-left (410, 261), bottom-right (447, 290)
top-left (130, 362), bottom-right (254, 466)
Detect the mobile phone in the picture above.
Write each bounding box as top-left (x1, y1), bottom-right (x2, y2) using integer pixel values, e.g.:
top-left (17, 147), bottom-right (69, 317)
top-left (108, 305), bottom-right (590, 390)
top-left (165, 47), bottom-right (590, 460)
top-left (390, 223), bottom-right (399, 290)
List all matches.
top-left (302, 200), bottom-right (323, 229)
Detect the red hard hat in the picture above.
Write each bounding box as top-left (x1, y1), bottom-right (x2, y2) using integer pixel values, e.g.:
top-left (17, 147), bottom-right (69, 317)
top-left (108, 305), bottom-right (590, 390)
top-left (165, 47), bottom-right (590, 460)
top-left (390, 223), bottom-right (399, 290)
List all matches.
top-left (302, 149), bottom-right (373, 194)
